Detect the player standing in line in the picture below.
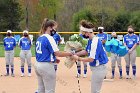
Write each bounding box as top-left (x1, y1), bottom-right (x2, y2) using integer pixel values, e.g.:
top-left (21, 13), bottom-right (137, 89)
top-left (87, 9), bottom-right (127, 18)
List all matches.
top-left (110, 32), bottom-right (122, 79)
top-left (73, 20), bottom-right (108, 93)
top-left (96, 27), bottom-right (107, 47)
top-left (96, 26), bottom-right (108, 79)
top-left (19, 30), bottom-right (32, 77)
top-left (35, 18), bottom-right (73, 93)
top-left (123, 25), bottom-right (139, 79)
top-left (3, 30), bottom-right (16, 77)
top-left (52, 32), bottom-right (62, 72)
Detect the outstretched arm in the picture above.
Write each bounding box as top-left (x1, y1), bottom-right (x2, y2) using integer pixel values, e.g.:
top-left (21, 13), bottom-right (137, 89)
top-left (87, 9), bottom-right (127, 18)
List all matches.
top-left (55, 51), bottom-right (72, 57)
top-left (75, 50), bottom-right (88, 56)
top-left (73, 55), bottom-right (93, 62)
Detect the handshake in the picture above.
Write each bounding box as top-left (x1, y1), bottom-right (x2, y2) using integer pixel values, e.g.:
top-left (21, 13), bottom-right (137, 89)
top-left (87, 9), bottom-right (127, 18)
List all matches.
top-left (64, 50), bottom-right (81, 69)
top-left (64, 41), bottom-right (84, 69)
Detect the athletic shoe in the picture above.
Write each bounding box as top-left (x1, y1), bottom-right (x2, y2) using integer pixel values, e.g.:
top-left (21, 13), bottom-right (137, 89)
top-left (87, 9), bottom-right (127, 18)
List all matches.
top-left (4, 73), bottom-right (9, 76)
top-left (21, 73), bottom-right (25, 77)
top-left (28, 73), bottom-right (31, 77)
top-left (76, 73), bottom-right (81, 78)
top-left (126, 75), bottom-right (131, 79)
top-left (132, 75), bottom-right (136, 79)
top-left (83, 74), bottom-right (87, 78)
top-left (11, 73), bottom-right (15, 77)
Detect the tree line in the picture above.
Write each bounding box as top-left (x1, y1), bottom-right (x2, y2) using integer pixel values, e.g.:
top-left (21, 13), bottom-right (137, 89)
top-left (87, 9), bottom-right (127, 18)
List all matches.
top-left (0, 0), bottom-right (140, 32)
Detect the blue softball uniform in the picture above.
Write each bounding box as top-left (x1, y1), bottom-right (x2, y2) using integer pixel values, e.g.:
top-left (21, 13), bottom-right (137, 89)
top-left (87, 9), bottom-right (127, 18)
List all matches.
top-left (96, 33), bottom-right (107, 41)
top-left (123, 34), bottom-right (138, 49)
top-left (53, 33), bottom-right (61, 45)
top-left (19, 37), bottom-right (32, 50)
top-left (36, 34), bottom-right (59, 62)
top-left (86, 37), bottom-right (108, 67)
top-left (3, 37), bottom-right (16, 51)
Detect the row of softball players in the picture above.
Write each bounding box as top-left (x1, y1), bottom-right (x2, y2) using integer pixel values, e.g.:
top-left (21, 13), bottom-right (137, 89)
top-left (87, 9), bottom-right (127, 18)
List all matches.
top-left (2, 29), bottom-right (62, 77)
top-left (3, 30), bottom-right (32, 77)
top-left (96, 26), bottom-right (140, 80)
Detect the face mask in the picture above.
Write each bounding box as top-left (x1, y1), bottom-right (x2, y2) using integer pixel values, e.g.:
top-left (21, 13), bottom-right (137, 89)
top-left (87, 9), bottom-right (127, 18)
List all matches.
top-left (7, 33), bottom-right (11, 37)
top-left (128, 31), bottom-right (134, 34)
top-left (24, 33), bottom-right (28, 37)
top-left (82, 35), bottom-right (89, 39)
top-left (98, 29), bottom-right (103, 33)
top-left (50, 29), bottom-right (56, 36)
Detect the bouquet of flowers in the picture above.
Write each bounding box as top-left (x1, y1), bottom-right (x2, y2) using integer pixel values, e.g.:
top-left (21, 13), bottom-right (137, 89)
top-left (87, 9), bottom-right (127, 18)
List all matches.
top-left (64, 34), bottom-right (88, 69)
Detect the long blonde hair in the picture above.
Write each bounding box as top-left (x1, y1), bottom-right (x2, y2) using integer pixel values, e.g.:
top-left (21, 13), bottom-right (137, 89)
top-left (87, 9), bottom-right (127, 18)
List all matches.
top-left (39, 18), bottom-right (57, 35)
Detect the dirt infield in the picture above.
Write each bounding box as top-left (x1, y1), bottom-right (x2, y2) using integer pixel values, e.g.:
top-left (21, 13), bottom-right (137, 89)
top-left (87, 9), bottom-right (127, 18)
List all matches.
top-left (0, 57), bottom-right (140, 93)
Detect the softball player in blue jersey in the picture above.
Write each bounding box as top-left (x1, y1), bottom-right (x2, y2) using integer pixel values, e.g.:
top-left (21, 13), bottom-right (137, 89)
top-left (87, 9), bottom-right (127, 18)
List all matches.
top-left (73, 20), bottom-right (108, 93)
top-left (3, 30), bottom-right (16, 77)
top-left (53, 32), bottom-right (62, 72)
top-left (110, 32), bottom-right (122, 79)
top-left (96, 27), bottom-right (108, 79)
top-left (35, 18), bottom-right (72, 93)
top-left (19, 30), bottom-right (32, 77)
top-left (123, 26), bottom-right (138, 79)
top-left (96, 27), bottom-right (107, 47)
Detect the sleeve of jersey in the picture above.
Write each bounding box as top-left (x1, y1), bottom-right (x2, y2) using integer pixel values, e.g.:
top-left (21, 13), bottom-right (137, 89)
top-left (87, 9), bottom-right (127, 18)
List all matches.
top-left (47, 37), bottom-right (59, 53)
top-left (30, 40), bottom-right (33, 45)
top-left (58, 34), bottom-right (62, 41)
top-left (89, 38), bottom-right (98, 59)
top-left (123, 36), bottom-right (126, 43)
top-left (135, 35), bottom-right (139, 44)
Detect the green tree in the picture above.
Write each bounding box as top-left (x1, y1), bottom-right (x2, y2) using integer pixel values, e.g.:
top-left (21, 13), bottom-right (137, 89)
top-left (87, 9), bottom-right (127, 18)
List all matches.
top-left (0, 0), bottom-right (23, 32)
top-left (129, 11), bottom-right (140, 32)
top-left (72, 8), bottom-right (96, 32)
top-left (111, 11), bottom-right (131, 32)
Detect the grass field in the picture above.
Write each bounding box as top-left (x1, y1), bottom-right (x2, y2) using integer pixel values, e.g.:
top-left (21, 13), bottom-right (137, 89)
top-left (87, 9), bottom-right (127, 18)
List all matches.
top-left (0, 44), bottom-right (65, 57)
top-left (0, 44), bottom-right (140, 57)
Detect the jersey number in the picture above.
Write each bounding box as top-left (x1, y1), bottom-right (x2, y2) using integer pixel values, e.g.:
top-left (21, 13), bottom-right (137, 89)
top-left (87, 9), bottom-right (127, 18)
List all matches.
top-left (36, 41), bottom-right (42, 54)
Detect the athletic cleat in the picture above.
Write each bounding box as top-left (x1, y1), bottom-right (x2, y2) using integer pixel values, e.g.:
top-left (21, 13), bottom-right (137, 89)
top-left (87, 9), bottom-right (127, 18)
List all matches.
top-left (21, 73), bottom-right (25, 77)
top-left (11, 73), bottom-right (15, 77)
top-left (76, 74), bottom-right (81, 78)
top-left (132, 75), bottom-right (136, 79)
top-left (28, 73), bottom-right (31, 77)
top-left (126, 75), bottom-right (131, 79)
top-left (83, 74), bottom-right (87, 78)
top-left (4, 73), bottom-right (9, 76)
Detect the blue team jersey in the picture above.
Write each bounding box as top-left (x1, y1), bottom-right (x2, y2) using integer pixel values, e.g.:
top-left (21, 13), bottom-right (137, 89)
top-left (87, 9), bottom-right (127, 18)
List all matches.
top-left (123, 34), bottom-right (138, 49)
top-left (96, 33), bottom-right (107, 41)
top-left (86, 37), bottom-right (108, 67)
top-left (53, 33), bottom-right (61, 45)
top-left (19, 37), bottom-right (32, 50)
top-left (36, 34), bottom-right (59, 62)
top-left (3, 37), bottom-right (16, 51)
